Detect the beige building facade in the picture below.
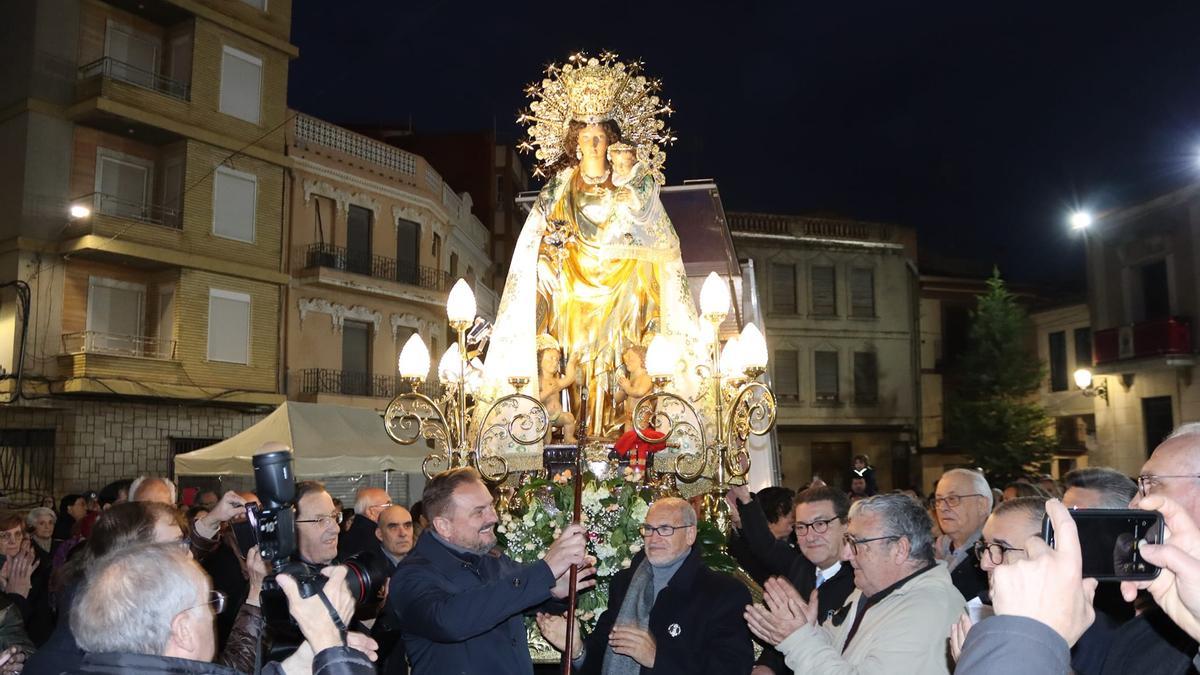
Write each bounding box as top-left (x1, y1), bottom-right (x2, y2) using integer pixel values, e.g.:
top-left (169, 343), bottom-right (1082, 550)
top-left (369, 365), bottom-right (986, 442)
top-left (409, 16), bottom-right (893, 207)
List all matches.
top-left (0, 0), bottom-right (297, 498)
top-left (728, 213), bottom-right (921, 492)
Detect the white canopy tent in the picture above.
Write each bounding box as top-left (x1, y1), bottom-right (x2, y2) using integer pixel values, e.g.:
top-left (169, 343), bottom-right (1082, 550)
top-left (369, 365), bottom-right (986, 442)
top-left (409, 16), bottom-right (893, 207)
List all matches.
top-left (174, 401), bottom-right (426, 477)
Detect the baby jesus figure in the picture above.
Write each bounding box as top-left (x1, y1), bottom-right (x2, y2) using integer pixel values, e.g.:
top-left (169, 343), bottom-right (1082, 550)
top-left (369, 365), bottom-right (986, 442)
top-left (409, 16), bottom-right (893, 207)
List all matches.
top-left (614, 343), bottom-right (653, 433)
top-left (537, 334), bottom-right (578, 443)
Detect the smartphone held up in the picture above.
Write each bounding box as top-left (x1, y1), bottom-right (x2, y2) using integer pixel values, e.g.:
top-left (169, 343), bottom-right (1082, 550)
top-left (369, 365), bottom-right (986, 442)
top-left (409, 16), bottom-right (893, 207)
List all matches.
top-left (1042, 508), bottom-right (1165, 582)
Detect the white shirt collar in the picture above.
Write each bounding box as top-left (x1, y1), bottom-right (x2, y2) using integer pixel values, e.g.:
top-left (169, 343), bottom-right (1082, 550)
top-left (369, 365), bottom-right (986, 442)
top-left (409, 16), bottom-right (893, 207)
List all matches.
top-left (817, 560), bottom-right (843, 585)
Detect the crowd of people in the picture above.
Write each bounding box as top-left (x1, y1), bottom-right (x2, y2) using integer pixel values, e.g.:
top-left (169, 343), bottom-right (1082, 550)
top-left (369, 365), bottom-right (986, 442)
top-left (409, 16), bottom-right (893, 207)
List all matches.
top-left (7, 425), bottom-right (1200, 673)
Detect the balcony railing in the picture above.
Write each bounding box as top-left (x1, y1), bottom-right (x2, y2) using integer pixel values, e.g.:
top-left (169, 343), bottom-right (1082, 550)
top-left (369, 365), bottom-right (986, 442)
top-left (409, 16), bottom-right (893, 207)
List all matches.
top-left (296, 243), bottom-right (451, 292)
top-left (78, 57), bottom-right (190, 101)
top-left (299, 369), bottom-right (447, 399)
top-left (62, 331), bottom-right (177, 360)
top-left (293, 114), bottom-right (417, 176)
top-left (1094, 317), bottom-right (1192, 365)
top-left (75, 192), bottom-right (181, 228)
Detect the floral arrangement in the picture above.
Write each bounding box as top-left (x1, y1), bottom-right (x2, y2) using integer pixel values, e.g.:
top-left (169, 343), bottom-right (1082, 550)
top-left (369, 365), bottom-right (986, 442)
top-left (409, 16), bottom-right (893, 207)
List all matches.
top-left (497, 466), bottom-right (735, 633)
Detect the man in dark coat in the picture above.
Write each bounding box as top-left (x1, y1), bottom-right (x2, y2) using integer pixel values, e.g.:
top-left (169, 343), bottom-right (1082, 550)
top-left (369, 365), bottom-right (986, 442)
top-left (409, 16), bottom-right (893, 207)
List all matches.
top-left (388, 467), bottom-right (591, 675)
top-left (933, 468), bottom-right (992, 601)
top-left (338, 487), bottom-right (391, 562)
top-left (537, 497), bottom-right (754, 675)
top-left (726, 486), bottom-right (795, 586)
top-left (732, 485), bottom-right (856, 675)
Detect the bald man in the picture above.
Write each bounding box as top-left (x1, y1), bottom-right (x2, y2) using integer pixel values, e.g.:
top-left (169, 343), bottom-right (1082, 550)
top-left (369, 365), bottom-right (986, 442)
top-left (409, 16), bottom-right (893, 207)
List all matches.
top-left (338, 486), bottom-right (391, 561)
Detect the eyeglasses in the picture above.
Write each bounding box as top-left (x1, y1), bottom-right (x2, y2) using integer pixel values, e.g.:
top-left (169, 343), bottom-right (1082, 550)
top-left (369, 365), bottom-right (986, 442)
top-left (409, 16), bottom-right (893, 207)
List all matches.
top-left (843, 533), bottom-right (900, 555)
top-left (974, 540), bottom-right (1027, 565)
top-left (297, 511), bottom-right (343, 527)
top-left (184, 590), bottom-right (226, 615)
top-left (0, 531), bottom-right (24, 543)
top-left (1136, 474), bottom-right (1200, 497)
top-left (639, 523), bottom-right (695, 538)
top-left (794, 517), bottom-right (840, 535)
top-left (933, 494), bottom-right (986, 508)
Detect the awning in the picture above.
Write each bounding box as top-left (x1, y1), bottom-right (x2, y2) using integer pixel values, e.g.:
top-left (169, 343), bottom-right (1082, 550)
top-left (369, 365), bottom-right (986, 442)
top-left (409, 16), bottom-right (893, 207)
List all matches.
top-left (174, 401), bottom-right (425, 477)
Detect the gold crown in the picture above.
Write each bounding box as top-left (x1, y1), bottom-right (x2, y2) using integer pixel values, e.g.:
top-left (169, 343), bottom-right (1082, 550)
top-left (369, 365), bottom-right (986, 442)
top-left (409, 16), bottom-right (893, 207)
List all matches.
top-left (517, 51), bottom-right (676, 183)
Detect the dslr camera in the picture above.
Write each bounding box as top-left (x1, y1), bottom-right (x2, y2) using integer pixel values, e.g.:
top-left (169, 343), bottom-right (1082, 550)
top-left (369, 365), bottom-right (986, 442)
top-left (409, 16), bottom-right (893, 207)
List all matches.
top-left (247, 449), bottom-right (390, 628)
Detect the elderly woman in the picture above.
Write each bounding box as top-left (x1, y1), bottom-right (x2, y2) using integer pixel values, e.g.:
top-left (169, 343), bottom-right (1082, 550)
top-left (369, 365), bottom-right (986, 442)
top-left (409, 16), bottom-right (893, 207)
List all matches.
top-left (24, 508), bottom-right (56, 556)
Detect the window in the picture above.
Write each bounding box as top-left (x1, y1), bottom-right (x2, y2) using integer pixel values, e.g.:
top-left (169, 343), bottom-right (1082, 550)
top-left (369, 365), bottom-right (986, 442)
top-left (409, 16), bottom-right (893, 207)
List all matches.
top-left (96, 149), bottom-right (152, 220)
top-left (212, 166), bottom-right (256, 242)
top-left (156, 285), bottom-right (175, 359)
top-left (1048, 331), bottom-right (1067, 392)
top-left (774, 350), bottom-right (799, 400)
top-left (449, 252), bottom-right (459, 280)
top-left (811, 266), bottom-right (837, 316)
top-left (1074, 327), bottom-right (1092, 371)
top-left (396, 219), bottom-right (421, 284)
top-left (850, 268), bottom-right (875, 317)
top-left (207, 289), bottom-right (250, 364)
top-left (219, 46), bottom-right (262, 124)
top-left (770, 264), bottom-right (796, 314)
top-left (341, 320), bottom-right (371, 395)
top-left (104, 21), bottom-right (160, 89)
top-left (853, 351), bottom-right (878, 405)
top-left (238, 0), bottom-right (267, 10)
top-left (1140, 260), bottom-right (1170, 321)
top-left (346, 205), bottom-right (372, 275)
top-left (814, 350), bottom-right (839, 403)
top-left (432, 232), bottom-right (443, 259)
top-left (86, 277), bottom-right (145, 355)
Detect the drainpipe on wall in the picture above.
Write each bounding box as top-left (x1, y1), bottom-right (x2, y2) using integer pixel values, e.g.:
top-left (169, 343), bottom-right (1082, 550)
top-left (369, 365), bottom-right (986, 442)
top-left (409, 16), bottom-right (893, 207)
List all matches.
top-left (906, 258), bottom-right (922, 490)
top-left (278, 166), bottom-right (293, 399)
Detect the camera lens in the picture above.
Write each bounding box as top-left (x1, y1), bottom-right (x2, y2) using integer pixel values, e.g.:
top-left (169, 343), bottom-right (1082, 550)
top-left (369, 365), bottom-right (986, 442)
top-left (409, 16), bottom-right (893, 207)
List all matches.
top-left (341, 551), bottom-right (391, 604)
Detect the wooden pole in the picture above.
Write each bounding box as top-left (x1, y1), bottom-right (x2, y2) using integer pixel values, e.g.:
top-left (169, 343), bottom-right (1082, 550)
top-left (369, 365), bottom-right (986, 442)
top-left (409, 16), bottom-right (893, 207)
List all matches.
top-left (562, 388), bottom-right (588, 674)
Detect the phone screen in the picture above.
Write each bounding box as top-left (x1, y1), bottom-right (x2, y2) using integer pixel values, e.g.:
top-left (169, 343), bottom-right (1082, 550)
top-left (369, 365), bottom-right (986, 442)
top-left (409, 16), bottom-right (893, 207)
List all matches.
top-left (1043, 509), bottom-right (1164, 581)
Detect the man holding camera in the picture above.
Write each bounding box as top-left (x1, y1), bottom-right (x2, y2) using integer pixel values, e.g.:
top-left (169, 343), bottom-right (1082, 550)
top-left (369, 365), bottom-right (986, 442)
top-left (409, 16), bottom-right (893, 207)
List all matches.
top-left (389, 467), bottom-right (594, 675)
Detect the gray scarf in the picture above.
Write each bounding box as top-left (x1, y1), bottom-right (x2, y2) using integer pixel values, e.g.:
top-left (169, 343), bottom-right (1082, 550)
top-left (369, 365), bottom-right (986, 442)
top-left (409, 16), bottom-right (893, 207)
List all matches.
top-left (601, 558), bottom-right (656, 675)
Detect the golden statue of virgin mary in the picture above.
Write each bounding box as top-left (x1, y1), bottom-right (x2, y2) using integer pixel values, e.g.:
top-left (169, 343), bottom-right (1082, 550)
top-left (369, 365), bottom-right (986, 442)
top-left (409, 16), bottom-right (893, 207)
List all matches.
top-left (479, 52), bottom-right (706, 465)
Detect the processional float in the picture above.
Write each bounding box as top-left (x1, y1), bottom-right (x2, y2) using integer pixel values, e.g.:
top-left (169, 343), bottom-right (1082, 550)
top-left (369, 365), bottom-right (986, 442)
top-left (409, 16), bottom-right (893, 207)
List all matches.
top-left (383, 51), bottom-right (777, 670)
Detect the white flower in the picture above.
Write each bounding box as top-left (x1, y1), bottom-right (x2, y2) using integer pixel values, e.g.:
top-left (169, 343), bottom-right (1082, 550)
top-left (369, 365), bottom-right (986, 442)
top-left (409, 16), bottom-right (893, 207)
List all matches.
top-left (525, 542), bottom-right (536, 551)
top-left (497, 525), bottom-right (507, 534)
top-left (621, 557), bottom-right (632, 569)
top-left (630, 542), bottom-right (642, 553)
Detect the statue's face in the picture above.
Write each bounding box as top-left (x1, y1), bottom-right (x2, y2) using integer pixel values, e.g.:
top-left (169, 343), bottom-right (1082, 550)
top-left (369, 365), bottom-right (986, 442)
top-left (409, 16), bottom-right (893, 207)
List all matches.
top-left (622, 349), bottom-right (642, 370)
top-left (540, 348), bottom-right (561, 373)
top-left (577, 124), bottom-right (609, 165)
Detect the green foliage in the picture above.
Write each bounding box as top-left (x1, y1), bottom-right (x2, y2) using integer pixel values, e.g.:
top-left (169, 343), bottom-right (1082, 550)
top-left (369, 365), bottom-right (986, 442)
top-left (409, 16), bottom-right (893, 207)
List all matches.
top-left (945, 270), bottom-right (1056, 485)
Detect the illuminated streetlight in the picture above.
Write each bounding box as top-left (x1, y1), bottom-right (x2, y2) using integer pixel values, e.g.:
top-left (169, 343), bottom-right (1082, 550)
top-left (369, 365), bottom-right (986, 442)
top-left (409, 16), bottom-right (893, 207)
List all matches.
top-left (1070, 211), bottom-right (1093, 230)
top-left (69, 204), bottom-right (91, 219)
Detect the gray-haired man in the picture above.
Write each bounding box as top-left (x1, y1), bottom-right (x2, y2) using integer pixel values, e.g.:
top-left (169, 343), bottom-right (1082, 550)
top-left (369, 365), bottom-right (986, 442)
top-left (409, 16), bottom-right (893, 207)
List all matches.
top-left (746, 493), bottom-right (965, 674)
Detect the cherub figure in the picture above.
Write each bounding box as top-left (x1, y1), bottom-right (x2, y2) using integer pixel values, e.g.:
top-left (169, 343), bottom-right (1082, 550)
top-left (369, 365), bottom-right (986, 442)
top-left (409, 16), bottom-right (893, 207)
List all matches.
top-left (537, 334), bottom-right (578, 443)
top-left (614, 343), bottom-right (653, 432)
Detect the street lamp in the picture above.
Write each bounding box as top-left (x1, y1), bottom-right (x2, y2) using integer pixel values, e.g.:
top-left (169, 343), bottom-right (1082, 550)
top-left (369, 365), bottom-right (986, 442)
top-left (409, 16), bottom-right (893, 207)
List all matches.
top-left (69, 204), bottom-right (91, 220)
top-left (1070, 211), bottom-right (1093, 231)
top-left (1073, 367), bottom-right (1109, 405)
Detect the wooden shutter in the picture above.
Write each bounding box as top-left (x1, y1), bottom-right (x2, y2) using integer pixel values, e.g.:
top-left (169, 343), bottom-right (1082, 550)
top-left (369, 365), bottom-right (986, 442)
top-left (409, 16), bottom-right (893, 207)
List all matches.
top-left (771, 264), bottom-right (796, 313)
top-left (811, 266), bottom-right (836, 316)
top-left (1048, 331), bottom-right (1067, 392)
top-left (854, 351), bottom-right (878, 404)
top-left (850, 268), bottom-right (875, 317)
top-left (815, 351), bottom-right (839, 402)
top-left (774, 350), bottom-right (799, 400)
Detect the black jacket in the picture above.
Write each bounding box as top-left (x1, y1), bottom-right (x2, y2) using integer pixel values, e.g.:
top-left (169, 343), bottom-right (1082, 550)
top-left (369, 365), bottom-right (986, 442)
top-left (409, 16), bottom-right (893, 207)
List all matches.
top-left (71, 645), bottom-right (375, 675)
top-left (1101, 605), bottom-right (1199, 675)
top-left (578, 547), bottom-right (753, 675)
top-left (948, 545), bottom-right (989, 602)
top-left (736, 499), bottom-right (856, 675)
top-left (388, 531), bottom-right (557, 675)
top-left (338, 515), bottom-right (383, 562)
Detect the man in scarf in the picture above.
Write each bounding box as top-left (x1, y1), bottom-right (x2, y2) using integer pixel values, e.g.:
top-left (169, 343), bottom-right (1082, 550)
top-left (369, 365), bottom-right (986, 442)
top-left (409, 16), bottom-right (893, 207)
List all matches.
top-left (537, 497), bottom-right (754, 674)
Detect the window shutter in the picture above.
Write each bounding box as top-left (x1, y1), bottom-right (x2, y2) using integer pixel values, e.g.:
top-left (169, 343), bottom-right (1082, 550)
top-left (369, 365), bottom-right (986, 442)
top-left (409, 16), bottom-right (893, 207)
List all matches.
top-left (854, 352), bottom-right (878, 404)
top-left (815, 351), bottom-right (839, 402)
top-left (1074, 328), bottom-right (1093, 370)
top-left (220, 47), bottom-right (262, 124)
top-left (771, 264), bottom-right (796, 313)
top-left (1048, 331), bottom-right (1067, 392)
top-left (850, 268), bottom-right (875, 317)
top-left (774, 350), bottom-right (799, 400)
top-left (213, 168), bottom-right (256, 242)
top-left (811, 266), bottom-right (836, 316)
top-left (207, 290), bottom-right (251, 364)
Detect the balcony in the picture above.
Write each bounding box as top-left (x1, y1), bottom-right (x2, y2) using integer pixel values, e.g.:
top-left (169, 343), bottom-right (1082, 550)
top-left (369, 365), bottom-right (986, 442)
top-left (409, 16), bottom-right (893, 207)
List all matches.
top-left (78, 57), bottom-right (190, 101)
top-left (1093, 317), bottom-right (1194, 371)
top-left (62, 331), bottom-right (176, 360)
top-left (295, 243), bottom-right (451, 292)
top-left (298, 369), bottom-right (442, 400)
top-left (74, 192), bottom-right (181, 229)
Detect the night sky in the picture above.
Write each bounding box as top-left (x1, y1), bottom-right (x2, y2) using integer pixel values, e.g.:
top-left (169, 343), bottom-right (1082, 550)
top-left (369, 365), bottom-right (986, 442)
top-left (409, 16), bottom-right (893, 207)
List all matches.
top-left (288, 1), bottom-right (1200, 287)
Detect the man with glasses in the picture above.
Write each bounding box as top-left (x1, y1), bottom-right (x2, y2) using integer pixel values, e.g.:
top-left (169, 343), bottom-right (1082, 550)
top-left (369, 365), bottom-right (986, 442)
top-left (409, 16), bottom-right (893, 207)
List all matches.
top-left (934, 468), bottom-right (993, 601)
top-left (536, 496), bottom-right (753, 674)
top-left (730, 485), bottom-right (857, 675)
top-left (339, 487), bottom-right (392, 561)
top-left (1100, 423), bottom-right (1200, 675)
top-left (71, 542), bottom-right (375, 674)
top-left (745, 493), bottom-right (964, 674)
